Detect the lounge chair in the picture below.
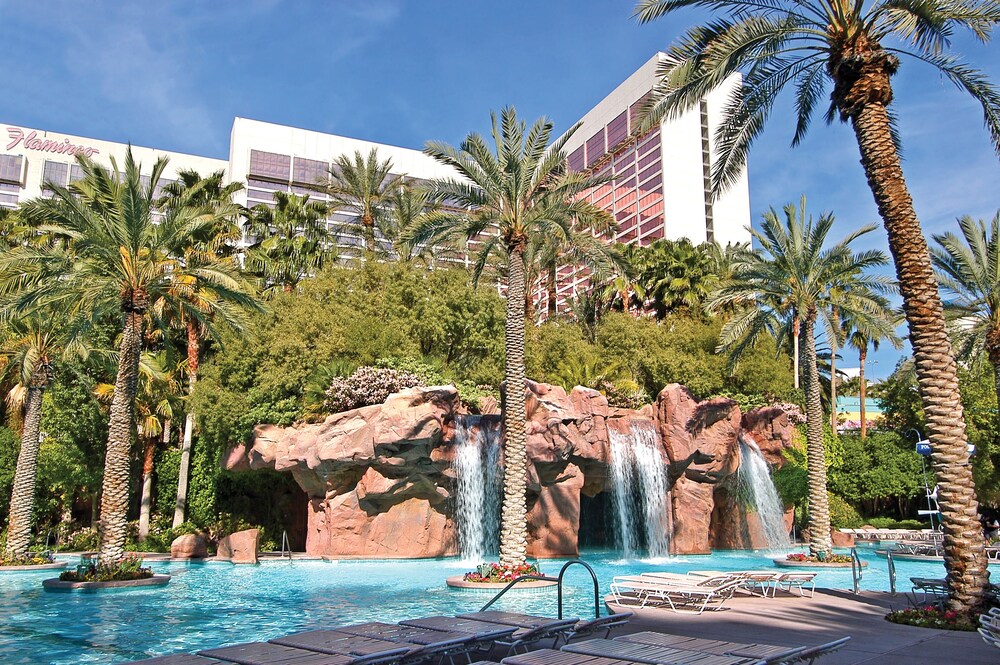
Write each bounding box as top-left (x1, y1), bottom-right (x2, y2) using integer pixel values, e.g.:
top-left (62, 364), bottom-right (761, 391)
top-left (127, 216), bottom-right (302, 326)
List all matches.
top-left (561, 638), bottom-right (758, 665)
top-left (127, 656), bottom-right (228, 665)
top-left (454, 612), bottom-right (581, 654)
top-left (500, 647), bottom-right (635, 665)
top-left (199, 642), bottom-right (362, 665)
top-left (907, 577), bottom-right (948, 608)
top-left (980, 612), bottom-right (1000, 649)
top-left (271, 631), bottom-right (415, 657)
top-left (555, 612), bottom-right (633, 645)
top-left (615, 631), bottom-right (806, 664)
top-left (773, 573), bottom-right (817, 598)
top-left (781, 637), bottom-right (851, 664)
top-left (682, 570), bottom-right (781, 597)
top-left (611, 579), bottom-right (743, 614)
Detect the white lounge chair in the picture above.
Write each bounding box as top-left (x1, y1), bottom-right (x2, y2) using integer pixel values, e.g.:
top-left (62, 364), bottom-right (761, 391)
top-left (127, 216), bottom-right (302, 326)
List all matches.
top-left (773, 572), bottom-right (817, 598)
top-left (612, 577), bottom-right (744, 613)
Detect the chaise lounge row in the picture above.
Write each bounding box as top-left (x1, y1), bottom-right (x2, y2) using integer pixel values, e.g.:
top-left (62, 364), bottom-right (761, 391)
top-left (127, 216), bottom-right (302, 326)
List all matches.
top-left (127, 610), bottom-right (633, 665)
top-left (609, 571), bottom-right (817, 613)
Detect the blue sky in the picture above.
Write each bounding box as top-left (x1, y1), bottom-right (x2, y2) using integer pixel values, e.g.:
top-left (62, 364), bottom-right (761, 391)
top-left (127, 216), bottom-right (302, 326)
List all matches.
top-left (4, 0), bottom-right (999, 379)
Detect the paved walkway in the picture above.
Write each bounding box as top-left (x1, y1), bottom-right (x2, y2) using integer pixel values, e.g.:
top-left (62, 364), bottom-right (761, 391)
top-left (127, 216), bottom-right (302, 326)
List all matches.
top-left (606, 588), bottom-right (995, 664)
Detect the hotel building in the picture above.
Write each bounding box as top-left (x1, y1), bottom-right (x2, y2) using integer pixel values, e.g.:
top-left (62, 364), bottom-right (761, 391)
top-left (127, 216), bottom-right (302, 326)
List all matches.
top-left (1, 53), bottom-right (750, 297)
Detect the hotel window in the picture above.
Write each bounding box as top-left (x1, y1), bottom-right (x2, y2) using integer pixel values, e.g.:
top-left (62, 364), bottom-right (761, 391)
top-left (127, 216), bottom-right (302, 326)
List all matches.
top-left (249, 150), bottom-right (291, 180)
top-left (629, 92), bottom-right (653, 130)
top-left (42, 161), bottom-right (70, 191)
top-left (0, 155), bottom-right (23, 184)
top-left (293, 157), bottom-right (328, 186)
top-left (585, 131), bottom-right (606, 168)
top-left (606, 112), bottom-right (628, 149)
top-left (568, 147), bottom-right (585, 173)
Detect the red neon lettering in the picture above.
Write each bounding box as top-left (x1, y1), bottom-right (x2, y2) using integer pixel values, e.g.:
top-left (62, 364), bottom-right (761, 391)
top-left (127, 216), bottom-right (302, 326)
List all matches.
top-left (5, 127), bottom-right (99, 157)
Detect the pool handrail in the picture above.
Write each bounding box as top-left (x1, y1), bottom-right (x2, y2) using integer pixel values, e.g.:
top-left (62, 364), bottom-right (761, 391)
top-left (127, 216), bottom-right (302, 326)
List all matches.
top-left (478, 559), bottom-right (602, 619)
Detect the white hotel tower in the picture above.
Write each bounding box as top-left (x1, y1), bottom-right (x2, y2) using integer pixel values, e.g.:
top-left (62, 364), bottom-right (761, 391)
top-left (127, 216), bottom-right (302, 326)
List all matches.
top-left (1, 53), bottom-right (750, 303)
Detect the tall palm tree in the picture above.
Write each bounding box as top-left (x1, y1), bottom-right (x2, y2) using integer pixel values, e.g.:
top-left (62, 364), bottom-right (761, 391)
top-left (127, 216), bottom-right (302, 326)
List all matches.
top-left (244, 191), bottom-right (334, 295)
top-left (0, 149), bottom-right (258, 563)
top-left (0, 315), bottom-right (83, 559)
top-left (406, 107), bottom-right (608, 567)
top-left (841, 306), bottom-right (903, 438)
top-left (385, 181), bottom-right (446, 264)
top-left (708, 199), bottom-right (891, 557)
top-left (634, 0), bottom-right (1000, 611)
top-left (932, 213), bottom-right (1000, 424)
top-left (326, 148), bottom-right (401, 256)
top-left (155, 170), bottom-right (254, 529)
top-left (599, 244), bottom-right (647, 316)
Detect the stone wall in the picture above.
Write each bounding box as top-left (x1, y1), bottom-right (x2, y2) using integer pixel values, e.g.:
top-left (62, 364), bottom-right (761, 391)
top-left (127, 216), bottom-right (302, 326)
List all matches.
top-left (228, 381), bottom-right (795, 558)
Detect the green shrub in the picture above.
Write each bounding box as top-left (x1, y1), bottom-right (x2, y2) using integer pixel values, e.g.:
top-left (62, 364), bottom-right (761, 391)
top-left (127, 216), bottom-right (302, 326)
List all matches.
top-left (59, 554), bottom-right (152, 582)
top-left (828, 493), bottom-right (864, 529)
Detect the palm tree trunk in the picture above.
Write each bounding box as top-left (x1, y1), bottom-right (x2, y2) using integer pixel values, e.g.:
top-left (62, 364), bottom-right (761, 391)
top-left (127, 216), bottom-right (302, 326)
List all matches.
top-left (802, 310), bottom-right (831, 556)
top-left (97, 310), bottom-right (143, 563)
top-left (859, 346), bottom-right (868, 440)
top-left (4, 383), bottom-right (45, 559)
top-left (546, 264), bottom-right (558, 319)
top-left (500, 247), bottom-right (529, 567)
top-left (851, 100), bottom-right (988, 611)
top-left (137, 434), bottom-right (157, 541)
top-left (830, 309), bottom-right (839, 435)
top-left (173, 321), bottom-right (199, 529)
top-left (793, 314), bottom-right (800, 390)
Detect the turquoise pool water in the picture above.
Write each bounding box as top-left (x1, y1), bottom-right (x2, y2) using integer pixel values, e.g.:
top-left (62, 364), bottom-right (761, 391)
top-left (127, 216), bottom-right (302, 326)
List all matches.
top-left (1, 546), bottom-right (946, 665)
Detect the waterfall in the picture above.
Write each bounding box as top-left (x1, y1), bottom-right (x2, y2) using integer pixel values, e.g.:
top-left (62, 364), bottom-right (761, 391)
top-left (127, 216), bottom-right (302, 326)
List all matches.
top-left (735, 433), bottom-right (790, 550)
top-left (608, 421), bottom-right (670, 558)
top-left (454, 415), bottom-right (502, 562)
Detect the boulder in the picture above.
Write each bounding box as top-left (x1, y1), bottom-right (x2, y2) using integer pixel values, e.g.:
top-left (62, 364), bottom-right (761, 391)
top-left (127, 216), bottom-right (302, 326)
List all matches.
top-left (741, 406), bottom-right (796, 468)
top-left (217, 528), bottom-right (260, 564)
top-left (831, 530), bottom-right (856, 548)
top-left (170, 533), bottom-right (207, 559)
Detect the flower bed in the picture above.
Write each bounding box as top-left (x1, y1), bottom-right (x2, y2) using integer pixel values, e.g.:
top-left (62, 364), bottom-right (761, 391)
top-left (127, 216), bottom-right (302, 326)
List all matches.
top-left (58, 555), bottom-right (153, 583)
top-left (786, 552), bottom-right (853, 564)
top-left (1, 552), bottom-right (56, 567)
top-left (885, 606), bottom-right (978, 631)
top-left (462, 562), bottom-right (541, 584)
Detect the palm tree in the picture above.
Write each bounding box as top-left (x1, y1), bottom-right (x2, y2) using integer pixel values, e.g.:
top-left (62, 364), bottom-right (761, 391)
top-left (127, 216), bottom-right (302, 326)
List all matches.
top-left (0, 149), bottom-right (258, 563)
top-left (385, 182), bottom-right (446, 264)
top-left (533, 224), bottom-right (622, 320)
top-left (0, 315), bottom-right (83, 559)
top-left (598, 244), bottom-right (647, 316)
top-left (244, 191), bottom-right (334, 295)
top-left (708, 199), bottom-right (891, 557)
top-left (326, 148), bottom-right (400, 256)
top-left (633, 0), bottom-right (1000, 610)
top-left (637, 238), bottom-right (720, 318)
top-left (932, 213), bottom-right (1000, 424)
top-left (841, 307), bottom-right (903, 438)
top-left (155, 170), bottom-right (254, 529)
top-left (94, 351), bottom-right (179, 540)
top-left (406, 107), bottom-right (608, 567)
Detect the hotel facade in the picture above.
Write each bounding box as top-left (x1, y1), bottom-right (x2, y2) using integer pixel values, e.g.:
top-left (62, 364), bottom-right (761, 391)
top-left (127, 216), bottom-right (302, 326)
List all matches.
top-left (1, 53), bottom-right (750, 302)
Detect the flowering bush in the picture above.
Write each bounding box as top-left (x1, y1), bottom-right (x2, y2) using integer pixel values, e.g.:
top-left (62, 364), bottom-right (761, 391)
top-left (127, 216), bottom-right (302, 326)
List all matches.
top-left (462, 562), bottom-right (541, 584)
top-left (0, 551), bottom-right (55, 566)
top-left (785, 552), bottom-right (853, 563)
top-left (774, 401), bottom-right (806, 425)
top-left (885, 606), bottom-right (977, 631)
top-left (600, 380), bottom-right (652, 410)
top-left (59, 554), bottom-right (153, 582)
top-left (324, 366), bottom-right (423, 413)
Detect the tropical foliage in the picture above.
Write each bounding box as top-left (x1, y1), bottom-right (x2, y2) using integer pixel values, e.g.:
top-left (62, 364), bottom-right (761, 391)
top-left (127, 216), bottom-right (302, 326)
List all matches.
top-left (634, 0), bottom-right (1000, 612)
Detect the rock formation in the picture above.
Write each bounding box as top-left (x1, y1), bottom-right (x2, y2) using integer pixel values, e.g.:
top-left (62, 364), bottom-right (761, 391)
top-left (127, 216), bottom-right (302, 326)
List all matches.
top-left (229, 381), bottom-right (795, 558)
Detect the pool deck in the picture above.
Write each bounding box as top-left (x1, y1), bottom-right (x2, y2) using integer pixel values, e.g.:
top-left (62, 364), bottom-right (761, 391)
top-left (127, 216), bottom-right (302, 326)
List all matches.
top-left (605, 588), bottom-right (996, 664)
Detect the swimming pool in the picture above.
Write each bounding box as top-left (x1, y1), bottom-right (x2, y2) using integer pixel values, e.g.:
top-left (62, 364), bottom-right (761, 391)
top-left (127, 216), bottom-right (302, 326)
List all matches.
top-left (1, 547), bottom-right (946, 665)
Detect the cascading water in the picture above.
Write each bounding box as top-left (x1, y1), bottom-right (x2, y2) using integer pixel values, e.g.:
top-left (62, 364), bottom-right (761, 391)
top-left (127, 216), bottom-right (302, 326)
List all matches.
top-left (608, 421), bottom-right (670, 558)
top-left (735, 433), bottom-right (790, 550)
top-left (454, 415), bottom-right (502, 562)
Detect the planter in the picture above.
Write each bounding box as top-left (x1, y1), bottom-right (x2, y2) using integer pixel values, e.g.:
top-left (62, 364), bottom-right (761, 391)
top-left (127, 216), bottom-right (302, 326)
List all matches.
top-left (42, 573), bottom-right (171, 592)
top-left (0, 561), bottom-right (67, 572)
top-left (773, 558), bottom-right (866, 569)
top-left (445, 575), bottom-right (557, 590)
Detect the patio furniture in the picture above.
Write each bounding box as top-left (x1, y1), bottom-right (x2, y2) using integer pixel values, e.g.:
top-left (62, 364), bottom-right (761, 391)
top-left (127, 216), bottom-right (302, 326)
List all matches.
top-left (682, 571), bottom-right (782, 597)
top-left (907, 577), bottom-right (948, 608)
top-left (500, 648), bottom-right (637, 665)
top-left (772, 573), bottom-right (817, 598)
top-left (781, 637), bottom-right (851, 664)
top-left (979, 611), bottom-right (1000, 649)
top-left (271, 631), bottom-right (415, 657)
top-left (616, 631), bottom-right (806, 664)
top-left (562, 638), bottom-right (760, 665)
top-left (199, 642), bottom-right (361, 665)
top-left (611, 577), bottom-right (744, 613)
top-left (556, 612), bottom-right (634, 645)
top-left (128, 656), bottom-right (228, 665)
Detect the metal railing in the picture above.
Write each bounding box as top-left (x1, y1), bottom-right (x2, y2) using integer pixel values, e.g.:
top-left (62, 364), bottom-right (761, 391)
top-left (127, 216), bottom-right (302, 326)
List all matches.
top-left (479, 559), bottom-right (601, 619)
top-left (886, 549), bottom-right (897, 594)
top-left (850, 547), bottom-right (863, 594)
top-left (279, 530), bottom-right (292, 561)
